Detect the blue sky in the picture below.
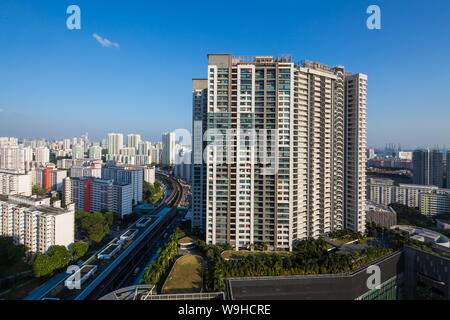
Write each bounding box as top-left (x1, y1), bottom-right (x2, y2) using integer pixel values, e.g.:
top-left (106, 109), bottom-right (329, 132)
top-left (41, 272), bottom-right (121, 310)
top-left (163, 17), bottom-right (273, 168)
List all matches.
top-left (0, 0), bottom-right (449, 148)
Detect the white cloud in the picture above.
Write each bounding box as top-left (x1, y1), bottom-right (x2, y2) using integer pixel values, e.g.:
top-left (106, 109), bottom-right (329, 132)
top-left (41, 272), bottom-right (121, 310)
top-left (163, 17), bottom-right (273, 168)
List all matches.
top-left (92, 33), bottom-right (120, 48)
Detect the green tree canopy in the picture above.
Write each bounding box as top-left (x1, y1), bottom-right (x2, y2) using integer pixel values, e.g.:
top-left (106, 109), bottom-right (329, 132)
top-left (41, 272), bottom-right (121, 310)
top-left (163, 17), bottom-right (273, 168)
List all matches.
top-left (0, 236), bottom-right (28, 266)
top-left (48, 245), bottom-right (71, 270)
top-left (81, 212), bottom-right (110, 243)
top-left (71, 242), bottom-right (89, 260)
top-left (33, 253), bottom-right (53, 278)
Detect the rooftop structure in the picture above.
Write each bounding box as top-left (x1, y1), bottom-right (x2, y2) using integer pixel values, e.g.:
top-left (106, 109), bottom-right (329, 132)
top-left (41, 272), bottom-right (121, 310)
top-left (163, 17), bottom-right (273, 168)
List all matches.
top-left (391, 225), bottom-right (450, 248)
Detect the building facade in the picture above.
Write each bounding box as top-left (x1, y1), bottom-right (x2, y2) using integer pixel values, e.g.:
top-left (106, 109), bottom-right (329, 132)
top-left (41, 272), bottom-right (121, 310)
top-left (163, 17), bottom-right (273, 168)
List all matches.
top-left (66, 177), bottom-right (133, 217)
top-left (101, 165), bottom-right (143, 205)
top-left (107, 133), bottom-right (124, 156)
top-left (413, 149), bottom-right (443, 187)
top-left (0, 195), bottom-right (74, 253)
top-left (162, 132), bottom-right (175, 165)
top-left (192, 54), bottom-right (367, 250)
top-left (142, 165), bottom-right (155, 185)
top-left (0, 169), bottom-right (32, 196)
top-left (0, 145), bottom-right (33, 171)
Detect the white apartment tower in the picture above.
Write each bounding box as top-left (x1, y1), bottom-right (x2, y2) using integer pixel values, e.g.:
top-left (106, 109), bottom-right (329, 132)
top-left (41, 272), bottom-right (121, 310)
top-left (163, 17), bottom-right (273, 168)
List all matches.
top-left (192, 54), bottom-right (367, 250)
top-left (127, 134), bottom-right (141, 150)
top-left (108, 133), bottom-right (124, 155)
top-left (0, 195), bottom-right (74, 253)
top-left (0, 146), bottom-right (33, 171)
top-left (89, 145), bottom-right (102, 160)
top-left (34, 147), bottom-right (50, 165)
top-left (162, 132), bottom-right (175, 165)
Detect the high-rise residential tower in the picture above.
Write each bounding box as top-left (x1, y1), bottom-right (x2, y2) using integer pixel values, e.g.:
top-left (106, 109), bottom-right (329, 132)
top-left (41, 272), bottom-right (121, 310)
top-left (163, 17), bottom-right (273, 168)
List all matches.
top-left (162, 132), bottom-right (175, 165)
top-left (413, 149), bottom-right (443, 187)
top-left (107, 133), bottom-right (124, 156)
top-left (192, 54), bottom-right (367, 250)
top-left (127, 134), bottom-right (141, 150)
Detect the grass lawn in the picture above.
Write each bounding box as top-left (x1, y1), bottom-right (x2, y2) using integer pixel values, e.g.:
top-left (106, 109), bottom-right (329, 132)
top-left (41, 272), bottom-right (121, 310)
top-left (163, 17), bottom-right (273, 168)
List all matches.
top-left (358, 237), bottom-right (375, 246)
top-left (331, 235), bottom-right (359, 246)
top-left (331, 238), bottom-right (351, 245)
top-left (179, 236), bottom-right (197, 244)
top-left (162, 255), bottom-right (203, 294)
top-left (221, 250), bottom-right (293, 259)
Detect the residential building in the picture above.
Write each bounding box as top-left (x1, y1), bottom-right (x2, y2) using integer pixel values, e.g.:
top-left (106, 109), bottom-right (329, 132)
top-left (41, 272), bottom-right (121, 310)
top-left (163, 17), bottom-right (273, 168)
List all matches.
top-left (419, 190), bottom-right (450, 216)
top-left (192, 54), bottom-right (367, 250)
top-left (69, 166), bottom-right (102, 178)
top-left (107, 133), bottom-right (124, 156)
top-left (162, 132), bottom-right (175, 165)
top-left (367, 178), bottom-right (439, 208)
top-left (127, 134), bottom-right (141, 150)
top-left (66, 177), bottom-right (132, 217)
top-left (72, 145), bottom-right (85, 159)
top-left (366, 201), bottom-right (397, 228)
top-left (88, 145), bottom-right (102, 160)
top-left (142, 166), bottom-right (155, 184)
top-left (191, 78), bottom-right (208, 232)
top-left (33, 166), bottom-right (67, 192)
top-left (367, 178), bottom-right (450, 216)
top-left (413, 149), bottom-right (443, 187)
top-left (57, 158), bottom-right (102, 170)
top-left (0, 169), bottom-right (32, 196)
top-left (101, 165), bottom-right (143, 205)
top-left (0, 145), bottom-right (33, 171)
top-left (0, 194), bottom-right (74, 253)
top-left (397, 151), bottom-right (413, 161)
top-left (34, 147), bottom-right (50, 165)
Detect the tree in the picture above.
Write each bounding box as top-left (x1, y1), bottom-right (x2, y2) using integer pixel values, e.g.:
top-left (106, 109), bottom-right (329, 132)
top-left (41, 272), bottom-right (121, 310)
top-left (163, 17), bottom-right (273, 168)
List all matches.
top-left (71, 242), bottom-right (89, 260)
top-left (103, 211), bottom-right (114, 226)
top-left (0, 236), bottom-right (28, 267)
top-left (33, 254), bottom-right (53, 277)
top-left (32, 185), bottom-right (48, 196)
top-left (48, 245), bottom-right (71, 270)
top-left (143, 180), bottom-right (164, 204)
top-left (81, 212), bottom-right (110, 243)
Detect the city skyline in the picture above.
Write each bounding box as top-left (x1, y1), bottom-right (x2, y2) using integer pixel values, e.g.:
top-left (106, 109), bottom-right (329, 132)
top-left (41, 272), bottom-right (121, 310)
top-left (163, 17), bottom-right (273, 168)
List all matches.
top-left (1, 0), bottom-right (450, 147)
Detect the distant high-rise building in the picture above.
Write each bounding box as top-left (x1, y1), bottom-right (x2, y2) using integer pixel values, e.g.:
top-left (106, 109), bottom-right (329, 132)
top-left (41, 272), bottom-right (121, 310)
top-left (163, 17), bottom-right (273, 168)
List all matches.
top-left (88, 145), bottom-right (102, 160)
top-left (431, 150), bottom-right (444, 188)
top-left (396, 151), bottom-right (413, 161)
top-left (413, 149), bottom-right (443, 187)
top-left (162, 132), bottom-right (175, 165)
top-left (127, 134), bottom-right (141, 150)
top-left (72, 145), bottom-right (84, 159)
top-left (108, 133), bottom-right (124, 155)
top-left (367, 148), bottom-right (375, 160)
top-left (34, 147), bottom-right (50, 165)
top-left (192, 54), bottom-right (367, 250)
top-left (0, 146), bottom-right (32, 171)
top-left (63, 139), bottom-right (71, 150)
top-left (0, 137), bottom-right (18, 147)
